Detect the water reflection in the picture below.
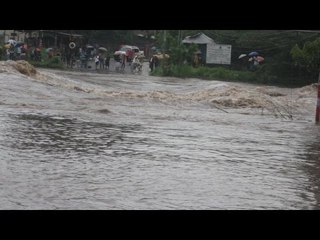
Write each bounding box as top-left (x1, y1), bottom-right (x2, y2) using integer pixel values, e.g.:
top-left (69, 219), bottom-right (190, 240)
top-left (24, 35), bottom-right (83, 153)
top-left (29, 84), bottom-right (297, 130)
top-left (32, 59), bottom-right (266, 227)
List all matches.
top-left (301, 126), bottom-right (320, 209)
top-left (8, 113), bottom-right (143, 156)
top-left (1, 66), bottom-right (320, 209)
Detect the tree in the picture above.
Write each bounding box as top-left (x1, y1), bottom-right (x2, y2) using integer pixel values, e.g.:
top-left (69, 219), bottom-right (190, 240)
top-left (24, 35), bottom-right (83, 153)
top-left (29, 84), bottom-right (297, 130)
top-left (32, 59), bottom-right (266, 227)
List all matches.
top-left (291, 37), bottom-right (320, 76)
top-left (152, 30), bottom-right (198, 75)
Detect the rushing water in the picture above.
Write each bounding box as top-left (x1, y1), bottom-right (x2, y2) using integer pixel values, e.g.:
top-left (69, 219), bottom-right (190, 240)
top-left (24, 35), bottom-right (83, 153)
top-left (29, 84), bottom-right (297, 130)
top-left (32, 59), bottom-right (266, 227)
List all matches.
top-left (1, 61), bottom-right (320, 209)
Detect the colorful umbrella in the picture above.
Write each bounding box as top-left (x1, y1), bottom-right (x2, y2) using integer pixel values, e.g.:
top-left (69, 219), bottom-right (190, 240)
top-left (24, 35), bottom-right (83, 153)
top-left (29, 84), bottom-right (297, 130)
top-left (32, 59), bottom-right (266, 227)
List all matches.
top-left (256, 56), bottom-right (264, 62)
top-left (248, 51), bottom-right (259, 57)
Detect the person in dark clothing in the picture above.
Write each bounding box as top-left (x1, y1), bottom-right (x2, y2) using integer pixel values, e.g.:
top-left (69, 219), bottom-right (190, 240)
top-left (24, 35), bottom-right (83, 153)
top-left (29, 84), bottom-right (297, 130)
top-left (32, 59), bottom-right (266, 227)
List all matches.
top-left (121, 53), bottom-right (126, 71)
top-left (105, 55), bottom-right (110, 70)
top-left (154, 56), bottom-right (159, 68)
top-left (99, 54), bottom-right (105, 69)
top-left (80, 49), bottom-right (87, 69)
top-left (149, 57), bottom-right (154, 71)
top-left (34, 47), bottom-right (41, 62)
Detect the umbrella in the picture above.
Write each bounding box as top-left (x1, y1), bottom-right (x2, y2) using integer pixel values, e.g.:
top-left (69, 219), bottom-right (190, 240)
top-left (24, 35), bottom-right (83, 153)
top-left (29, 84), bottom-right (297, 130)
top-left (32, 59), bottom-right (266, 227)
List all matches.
top-left (238, 54), bottom-right (247, 59)
top-left (15, 41), bottom-right (24, 47)
top-left (98, 47), bottom-right (107, 52)
top-left (153, 53), bottom-right (170, 59)
top-left (114, 51), bottom-right (125, 55)
top-left (7, 39), bottom-right (17, 46)
top-left (256, 56), bottom-right (264, 62)
top-left (45, 48), bottom-right (53, 53)
top-left (248, 51), bottom-right (259, 57)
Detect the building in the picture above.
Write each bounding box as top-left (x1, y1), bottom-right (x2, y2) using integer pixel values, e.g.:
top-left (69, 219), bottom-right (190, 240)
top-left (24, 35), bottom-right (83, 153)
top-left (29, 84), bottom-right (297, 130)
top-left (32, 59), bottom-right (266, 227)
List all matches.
top-left (0, 30), bottom-right (28, 43)
top-left (1, 30), bottom-right (86, 49)
top-left (182, 32), bottom-right (232, 65)
top-left (182, 32), bottom-right (215, 64)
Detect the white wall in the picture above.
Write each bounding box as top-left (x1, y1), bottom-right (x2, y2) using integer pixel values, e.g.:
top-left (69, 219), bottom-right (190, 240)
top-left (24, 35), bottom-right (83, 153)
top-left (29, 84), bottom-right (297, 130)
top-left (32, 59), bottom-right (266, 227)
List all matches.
top-left (206, 43), bottom-right (232, 65)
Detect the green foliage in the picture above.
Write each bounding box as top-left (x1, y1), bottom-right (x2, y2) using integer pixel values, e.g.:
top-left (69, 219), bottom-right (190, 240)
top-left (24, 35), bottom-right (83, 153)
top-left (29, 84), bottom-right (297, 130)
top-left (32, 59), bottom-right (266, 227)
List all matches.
top-left (154, 31), bottom-right (199, 76)
top-left (49, 56), bottom-right (61, 64)
top-left (291, 38), bottom-right (320, 75)
top-left (152, 62), bottom-right (315, 87)
top-left (151, 30), bottom-right (320, 86)
top-left (28, 56), bottom-right (64, 69)
top-left (152, 64), bottom-right (256, 83)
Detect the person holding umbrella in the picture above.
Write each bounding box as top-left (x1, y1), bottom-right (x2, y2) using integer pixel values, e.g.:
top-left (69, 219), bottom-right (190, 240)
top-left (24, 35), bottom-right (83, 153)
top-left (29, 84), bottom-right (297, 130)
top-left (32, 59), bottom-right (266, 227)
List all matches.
top-left (248, 56), bottom-right (259, 71)
top-left (80, 48), bottom-right (88, 69)
top-left (95, 54), bottom-right (100, 70)
top-left (120, 53), bottom-right (126, 71)
top-left (105, 53), bottom-right (110, 70)
top-left (46, 48), bottom-right (54, 59)
top-left (238, 53), bottom-right (248, 70)
top-left (248, 51), bottom-right (259, 71)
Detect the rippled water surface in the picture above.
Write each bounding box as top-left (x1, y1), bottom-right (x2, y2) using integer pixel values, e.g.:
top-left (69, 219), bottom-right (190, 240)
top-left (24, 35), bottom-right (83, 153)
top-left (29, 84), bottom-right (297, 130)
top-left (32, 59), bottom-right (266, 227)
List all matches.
top-left (1, 61), bottom-right (320, 209)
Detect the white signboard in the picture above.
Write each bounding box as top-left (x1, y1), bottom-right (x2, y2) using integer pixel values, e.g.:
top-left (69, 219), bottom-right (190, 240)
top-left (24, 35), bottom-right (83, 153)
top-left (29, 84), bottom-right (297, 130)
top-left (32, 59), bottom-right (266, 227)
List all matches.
top-left (206, 43), bottom-right (232, 65)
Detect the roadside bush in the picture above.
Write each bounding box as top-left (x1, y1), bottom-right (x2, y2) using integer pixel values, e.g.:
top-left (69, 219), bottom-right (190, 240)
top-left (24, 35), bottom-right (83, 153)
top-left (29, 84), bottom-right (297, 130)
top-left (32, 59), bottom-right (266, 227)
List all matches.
top-left (28, 56), bottom-right (64, 69)
top-left (255, 62), bottom-right (316, 87)
top-left (152, 64), bottom-right (257, 83)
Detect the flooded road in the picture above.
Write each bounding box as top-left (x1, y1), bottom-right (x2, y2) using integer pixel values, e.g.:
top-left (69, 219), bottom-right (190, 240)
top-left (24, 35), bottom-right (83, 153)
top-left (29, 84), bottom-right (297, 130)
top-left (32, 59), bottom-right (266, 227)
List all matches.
top-left (1, 60), bottom-right (320, 209)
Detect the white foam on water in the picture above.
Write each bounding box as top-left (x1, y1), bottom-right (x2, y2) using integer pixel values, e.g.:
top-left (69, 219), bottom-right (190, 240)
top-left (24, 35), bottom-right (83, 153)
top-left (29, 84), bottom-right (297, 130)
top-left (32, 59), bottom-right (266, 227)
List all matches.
top-left (1, 60), bottom-right (317, 117)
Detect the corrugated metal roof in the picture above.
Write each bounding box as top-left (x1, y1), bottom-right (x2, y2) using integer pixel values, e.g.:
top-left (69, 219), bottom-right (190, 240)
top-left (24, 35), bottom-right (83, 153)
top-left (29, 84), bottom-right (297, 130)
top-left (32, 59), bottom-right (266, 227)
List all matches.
top-left (182, 32), bottom-right (215, 44)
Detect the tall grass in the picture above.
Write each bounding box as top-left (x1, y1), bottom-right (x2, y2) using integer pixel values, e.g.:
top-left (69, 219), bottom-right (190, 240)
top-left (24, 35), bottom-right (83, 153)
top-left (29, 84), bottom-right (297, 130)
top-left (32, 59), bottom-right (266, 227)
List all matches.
top-left (151, 64), bottom-right (316, 87)
top-left (152, 64), bottom-right (256, 83)
top-left (28, 56), bottom-right (64, 69)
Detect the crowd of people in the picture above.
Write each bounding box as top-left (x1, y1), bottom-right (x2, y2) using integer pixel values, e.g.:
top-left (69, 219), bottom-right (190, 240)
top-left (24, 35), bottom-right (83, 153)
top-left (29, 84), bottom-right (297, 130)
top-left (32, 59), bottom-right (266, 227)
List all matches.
top-left (2, 38), bottom-right (165, 74)
top-left (2, 39), bottom-right (28, 61)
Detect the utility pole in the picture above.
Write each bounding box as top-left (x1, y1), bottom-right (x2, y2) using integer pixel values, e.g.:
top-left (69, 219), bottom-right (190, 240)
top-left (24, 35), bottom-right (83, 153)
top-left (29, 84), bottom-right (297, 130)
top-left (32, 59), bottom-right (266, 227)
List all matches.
top-left (54, 32), bottom-right (58, 48)
top-left (163, 30), bottom-right (166, 52)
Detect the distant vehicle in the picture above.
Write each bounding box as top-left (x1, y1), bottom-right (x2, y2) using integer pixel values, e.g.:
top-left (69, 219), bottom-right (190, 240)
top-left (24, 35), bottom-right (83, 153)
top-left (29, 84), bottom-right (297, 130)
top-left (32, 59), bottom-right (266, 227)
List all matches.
top-left (114, 45), bottom-right (144, 63)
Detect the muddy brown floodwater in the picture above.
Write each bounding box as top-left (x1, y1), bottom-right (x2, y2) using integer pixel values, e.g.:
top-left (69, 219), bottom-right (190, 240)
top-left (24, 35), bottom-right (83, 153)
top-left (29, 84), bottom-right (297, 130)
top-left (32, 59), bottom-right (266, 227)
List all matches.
top-left (0, 60), bottom-right (320, 209)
